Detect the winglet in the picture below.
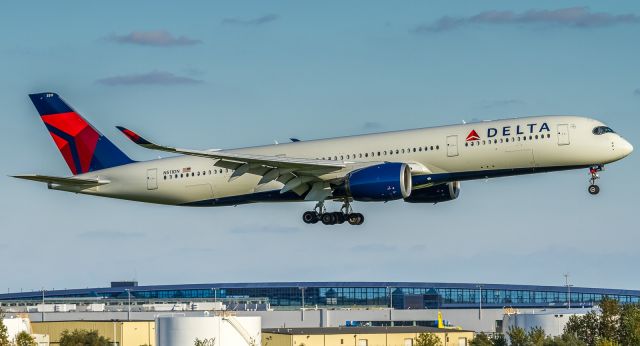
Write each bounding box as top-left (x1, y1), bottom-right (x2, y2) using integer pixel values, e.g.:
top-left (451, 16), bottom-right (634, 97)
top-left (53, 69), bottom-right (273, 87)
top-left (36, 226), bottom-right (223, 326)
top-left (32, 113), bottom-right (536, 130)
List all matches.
top-left (116, 126), bottom-right (153, 146)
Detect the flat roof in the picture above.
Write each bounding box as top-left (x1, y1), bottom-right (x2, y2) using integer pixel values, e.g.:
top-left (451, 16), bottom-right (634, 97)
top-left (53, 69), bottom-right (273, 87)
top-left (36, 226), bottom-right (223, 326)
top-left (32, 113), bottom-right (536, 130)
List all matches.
top-left (264, 326), bottom-right (473, 335)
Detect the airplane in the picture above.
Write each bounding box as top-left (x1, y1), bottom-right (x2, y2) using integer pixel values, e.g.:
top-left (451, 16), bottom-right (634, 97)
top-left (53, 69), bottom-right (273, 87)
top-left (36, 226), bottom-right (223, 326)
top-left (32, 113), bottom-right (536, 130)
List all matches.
top-left (14, 92), bottom-right (633, 226)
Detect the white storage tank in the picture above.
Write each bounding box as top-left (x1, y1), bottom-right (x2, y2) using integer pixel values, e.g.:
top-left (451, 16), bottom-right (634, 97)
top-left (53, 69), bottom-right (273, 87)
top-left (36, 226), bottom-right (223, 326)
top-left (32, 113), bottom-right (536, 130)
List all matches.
top-left (156, 315), bottom-right (261, 346)
top-left (503, 308), bottom-right (591, 337)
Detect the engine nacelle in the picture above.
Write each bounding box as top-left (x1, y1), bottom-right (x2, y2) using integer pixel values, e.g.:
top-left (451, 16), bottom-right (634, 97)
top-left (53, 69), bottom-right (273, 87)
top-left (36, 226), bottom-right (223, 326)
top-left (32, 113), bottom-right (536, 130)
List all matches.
top-left (335, 163), bottom-right (412, 201)
top-left (404, 181), bottom-right (460, 203)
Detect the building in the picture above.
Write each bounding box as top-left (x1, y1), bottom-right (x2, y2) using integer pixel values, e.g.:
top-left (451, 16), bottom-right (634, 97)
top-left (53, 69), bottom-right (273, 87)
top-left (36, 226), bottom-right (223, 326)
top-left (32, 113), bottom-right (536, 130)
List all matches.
top-left (262, 326), bottom-right (474, 346)
top-left (31, 321), bottom-right (155, 346)
top-left (3, 281), bottom-right (638, 333)
top-left (3, 281), bottom-right (638, 309)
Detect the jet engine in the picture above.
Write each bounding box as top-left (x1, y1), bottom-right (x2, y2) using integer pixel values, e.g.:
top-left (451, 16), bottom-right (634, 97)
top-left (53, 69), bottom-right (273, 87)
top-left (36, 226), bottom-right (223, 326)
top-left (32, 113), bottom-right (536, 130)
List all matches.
top-left (334, 162), bottom-right (412, 201)
top-left (403, 181), bottom-right (460, 203)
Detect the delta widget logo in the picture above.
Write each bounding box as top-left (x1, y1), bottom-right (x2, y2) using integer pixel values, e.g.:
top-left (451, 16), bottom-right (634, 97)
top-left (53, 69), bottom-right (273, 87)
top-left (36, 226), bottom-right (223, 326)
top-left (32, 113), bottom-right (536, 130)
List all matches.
top-left (466, 130), bottom-right (480, 141)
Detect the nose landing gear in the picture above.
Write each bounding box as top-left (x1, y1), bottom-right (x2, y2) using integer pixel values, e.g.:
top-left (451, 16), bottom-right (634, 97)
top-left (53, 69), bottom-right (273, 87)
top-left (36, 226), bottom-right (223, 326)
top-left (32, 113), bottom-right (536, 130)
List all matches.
top-left (588, 165), bottom-right (603, 195)
top-left (301, 200), bottom-right (364, 226)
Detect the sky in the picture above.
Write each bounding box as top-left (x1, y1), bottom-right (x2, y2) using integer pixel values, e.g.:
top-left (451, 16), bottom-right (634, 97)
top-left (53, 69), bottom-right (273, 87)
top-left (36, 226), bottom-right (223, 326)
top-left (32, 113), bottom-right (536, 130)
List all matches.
top-left (1, 1), bottom-right (639, 293)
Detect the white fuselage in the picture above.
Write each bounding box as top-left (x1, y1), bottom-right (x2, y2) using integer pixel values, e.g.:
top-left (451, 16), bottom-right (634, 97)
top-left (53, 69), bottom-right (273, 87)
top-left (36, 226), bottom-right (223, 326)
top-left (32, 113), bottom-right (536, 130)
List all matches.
top-left (63, 115), bottom-right (632, 206)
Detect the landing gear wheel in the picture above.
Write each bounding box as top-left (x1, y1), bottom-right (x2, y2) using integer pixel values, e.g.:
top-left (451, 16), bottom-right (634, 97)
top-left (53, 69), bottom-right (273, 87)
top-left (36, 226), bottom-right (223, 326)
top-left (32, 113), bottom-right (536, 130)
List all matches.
top-left (347, 213), bottom-right (364, 225)
top-left (588, 165), bottom-right (603, 196)
top-left (334, 212), bottom-right (345, 224)
top-left (321, 213), bottom-right (337, 225)
top-left (302, 211), bottom-right (319, 224)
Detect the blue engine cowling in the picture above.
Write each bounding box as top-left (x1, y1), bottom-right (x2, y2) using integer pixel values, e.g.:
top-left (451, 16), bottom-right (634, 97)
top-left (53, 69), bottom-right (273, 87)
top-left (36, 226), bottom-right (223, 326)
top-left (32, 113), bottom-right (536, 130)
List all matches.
top-left (335, 162), bottom-right (412, 201)
top-left (403, 181), bottom-right (460, 203)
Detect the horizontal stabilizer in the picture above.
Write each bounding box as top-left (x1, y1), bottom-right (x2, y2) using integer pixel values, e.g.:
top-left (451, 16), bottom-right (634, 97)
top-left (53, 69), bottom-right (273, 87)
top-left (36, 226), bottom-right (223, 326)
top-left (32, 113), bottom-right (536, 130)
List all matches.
top-left (12, 174), bottom-right (109, 187)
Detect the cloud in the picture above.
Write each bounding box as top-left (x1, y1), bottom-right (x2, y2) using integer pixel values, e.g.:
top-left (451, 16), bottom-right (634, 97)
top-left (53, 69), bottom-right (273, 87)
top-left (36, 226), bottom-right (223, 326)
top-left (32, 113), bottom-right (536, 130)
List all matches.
top-left (104, 31), bottom-right (201, 46)
top-left (229, 225), bottom-right (300, 234)
top-left (222, 14), bottom-right (279, 26)
top-left (414, 7), bottom-right (640, 33)
top-left (96, 71), bottom-right (203, 86)
top-left (634, 88), bottom-right (640, 96)
top-left (350, 244), bottom-right (397, 252)
top-left (481, 99), bottom-right (525, 109)
top-left (77, 230), bottom-right (145, 240)
top-left (363, 121), bottom-right (382, 130)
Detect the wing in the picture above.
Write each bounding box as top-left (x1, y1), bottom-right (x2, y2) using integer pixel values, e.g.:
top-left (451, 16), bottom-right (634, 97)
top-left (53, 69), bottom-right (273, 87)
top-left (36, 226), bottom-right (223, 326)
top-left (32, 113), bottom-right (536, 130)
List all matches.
top-left (12, 174), bottom-right (109, 188)
top-left (117, 127), bottom-right (370, 200)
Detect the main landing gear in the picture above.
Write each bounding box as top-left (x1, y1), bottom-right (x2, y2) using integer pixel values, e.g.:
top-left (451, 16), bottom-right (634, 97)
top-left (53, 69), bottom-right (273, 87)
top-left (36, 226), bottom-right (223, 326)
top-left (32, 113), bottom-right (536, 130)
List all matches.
top-left (302, 200), bottom-right (365, 226)
top-left (588, 165), bottom-right (603, 195)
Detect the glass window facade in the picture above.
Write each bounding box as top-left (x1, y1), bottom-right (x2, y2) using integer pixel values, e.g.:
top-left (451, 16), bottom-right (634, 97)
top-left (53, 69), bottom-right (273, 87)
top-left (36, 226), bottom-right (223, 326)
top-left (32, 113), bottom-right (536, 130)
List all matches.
top-left (2, 283), bottom-right (640, 309)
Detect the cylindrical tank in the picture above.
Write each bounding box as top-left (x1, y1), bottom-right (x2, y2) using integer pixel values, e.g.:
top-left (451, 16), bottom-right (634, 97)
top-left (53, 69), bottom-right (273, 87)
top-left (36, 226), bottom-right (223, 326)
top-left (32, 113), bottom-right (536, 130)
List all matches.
top-left (156, 315), bottom-right (261, 346)
top-left (503, 309), bottom-right (590, 337)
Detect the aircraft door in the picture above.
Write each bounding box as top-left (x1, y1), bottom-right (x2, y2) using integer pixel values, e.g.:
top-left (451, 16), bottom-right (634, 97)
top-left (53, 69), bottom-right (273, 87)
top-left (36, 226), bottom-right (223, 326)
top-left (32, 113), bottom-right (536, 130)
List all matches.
top-left (147, 168), bottom-right (158, 190)
top-left (447, 135), bottom-right (459, 157)
top-left (557, 124), bottom-right (570, 145)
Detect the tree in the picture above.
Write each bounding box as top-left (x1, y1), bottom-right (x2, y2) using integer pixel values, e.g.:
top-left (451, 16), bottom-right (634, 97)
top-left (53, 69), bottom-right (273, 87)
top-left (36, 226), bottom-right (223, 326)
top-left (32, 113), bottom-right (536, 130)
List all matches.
top-left (491, 333), bottom-right (508, 346)
top-left (59, 329), bottom-right (110, 346)
top-left (507, 326), bottom-right (530, 346)
top-left (0, 309), bottom-right (10, 346)
top-left (618, 303), bottom-right (640, 345)
top-left (415, 332), bottom-right (443, 346)
top-left (541, 334), bottom-right (586, 346)
top-left (194, 337), bottom-right (216, 346)
top-left (15, 331), bottom-right (36, 346)
top-left (598, 297), bottom-right (620, 342)
top-left (529, 326), bottom-right (547, 346)
top-left (564, 311), bottom-right (599, 345)
top-left (470, 332), bottom-right (493, 346)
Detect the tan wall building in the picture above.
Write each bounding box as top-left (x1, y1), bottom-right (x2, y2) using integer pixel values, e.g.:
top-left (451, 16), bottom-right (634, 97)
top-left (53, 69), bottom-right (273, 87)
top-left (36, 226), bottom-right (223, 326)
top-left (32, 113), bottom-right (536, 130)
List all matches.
top-left (31, 321), bottom-right (155, 346)
top-left (263, 326), bottom-right (474, 346)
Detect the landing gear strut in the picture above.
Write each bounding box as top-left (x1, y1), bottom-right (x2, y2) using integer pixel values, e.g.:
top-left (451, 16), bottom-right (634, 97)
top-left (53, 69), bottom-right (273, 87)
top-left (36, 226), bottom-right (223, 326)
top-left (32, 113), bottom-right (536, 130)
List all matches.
top-left (588, 165), bottom-right (603, 195)
top-left (301, 200), bottom-right (364, 226)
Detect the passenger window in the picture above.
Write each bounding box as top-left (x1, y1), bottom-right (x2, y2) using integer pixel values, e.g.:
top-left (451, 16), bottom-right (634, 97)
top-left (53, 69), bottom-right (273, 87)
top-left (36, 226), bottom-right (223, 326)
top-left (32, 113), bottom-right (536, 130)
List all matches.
top-left (418, 147), bottom-right (422, 152)
top-left (547, 134), bottom-right (551, 138)
top-left (378, 151), bottom-right (381, 156)
top-left (365, 153), bottom-right (368, 157)
top-left (164, 176), bottom-right (167, 180)
top-left (401, 149), bottom-right (405, 153)
top-left (396, 150), bottom-right (399, 154)
top-left (535, 135), bottom-right (539, 139)
top-left (505, 138), bottom-right (509, 143)
top-left (384, 150), bottom-right (388, 155)
top-left (197, 172), bottom-right (200, 176)
top-left (340, 155), bottom-right (344, 160)
top-left (359, 153), bottom-right (362, 158)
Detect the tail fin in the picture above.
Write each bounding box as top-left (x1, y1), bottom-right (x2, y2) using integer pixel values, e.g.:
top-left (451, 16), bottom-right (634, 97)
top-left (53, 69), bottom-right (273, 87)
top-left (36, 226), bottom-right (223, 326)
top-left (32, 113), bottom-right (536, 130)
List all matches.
top-left (29, 92), bottom-right (134, 175)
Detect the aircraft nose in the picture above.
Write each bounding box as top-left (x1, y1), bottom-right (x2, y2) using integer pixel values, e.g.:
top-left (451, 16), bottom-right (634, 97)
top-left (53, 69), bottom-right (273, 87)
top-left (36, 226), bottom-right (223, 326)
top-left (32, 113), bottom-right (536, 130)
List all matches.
top-left (620, 138), bottom-right (633, 157)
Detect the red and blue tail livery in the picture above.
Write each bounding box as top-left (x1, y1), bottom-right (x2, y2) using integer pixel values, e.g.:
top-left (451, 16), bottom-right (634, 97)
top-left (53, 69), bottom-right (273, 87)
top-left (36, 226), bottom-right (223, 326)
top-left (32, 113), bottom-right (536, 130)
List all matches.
top-left (29, 93), bottom-right (133, 175)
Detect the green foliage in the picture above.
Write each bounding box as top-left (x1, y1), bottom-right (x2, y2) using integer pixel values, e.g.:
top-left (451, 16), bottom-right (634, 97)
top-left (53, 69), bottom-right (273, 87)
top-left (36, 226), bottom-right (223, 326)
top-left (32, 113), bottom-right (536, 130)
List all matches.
top-left (415, 332), bottom-right (443, 346)
top-left (541, 334), bottom-right (587, 346)
top-left (507, 326), bottom-right (530, 346)
top-left (564, 311), bottom-right (600, 345)
top-left (598, 297), bottom-right (620, 341)
top-left (15, 331), bottom-right (36, 346)
top-left (594, 339), bottom-right (617, 346)
top-left (194, 337), bottom-right (216, 346)
top-left (529, 326), bottom-right (547, 346)
top-left (561, 300), bottom-right (640, 345)
top-left (59, 329), bottom-right (111, 346)
top-left (618, 303), bottom-right (640, 345)
top-left (470, 332), bottom-right (493, 346)
top-left (0, 309), bottom-right (10, 346)
top-left (491, 333), bottom-right (508, 346)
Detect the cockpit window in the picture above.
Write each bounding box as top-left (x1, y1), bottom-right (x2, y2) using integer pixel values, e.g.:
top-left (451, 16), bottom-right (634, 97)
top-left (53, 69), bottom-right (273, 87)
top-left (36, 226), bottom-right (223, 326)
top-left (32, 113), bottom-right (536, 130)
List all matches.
top-left (593, 126), bottom-right (615, 135)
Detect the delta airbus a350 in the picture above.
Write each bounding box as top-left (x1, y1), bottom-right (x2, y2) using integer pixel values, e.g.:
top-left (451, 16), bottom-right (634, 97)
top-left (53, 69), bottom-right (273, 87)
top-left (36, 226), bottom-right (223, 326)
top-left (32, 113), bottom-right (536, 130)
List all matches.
top-left (15, 93), bottom-right (633, 225)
